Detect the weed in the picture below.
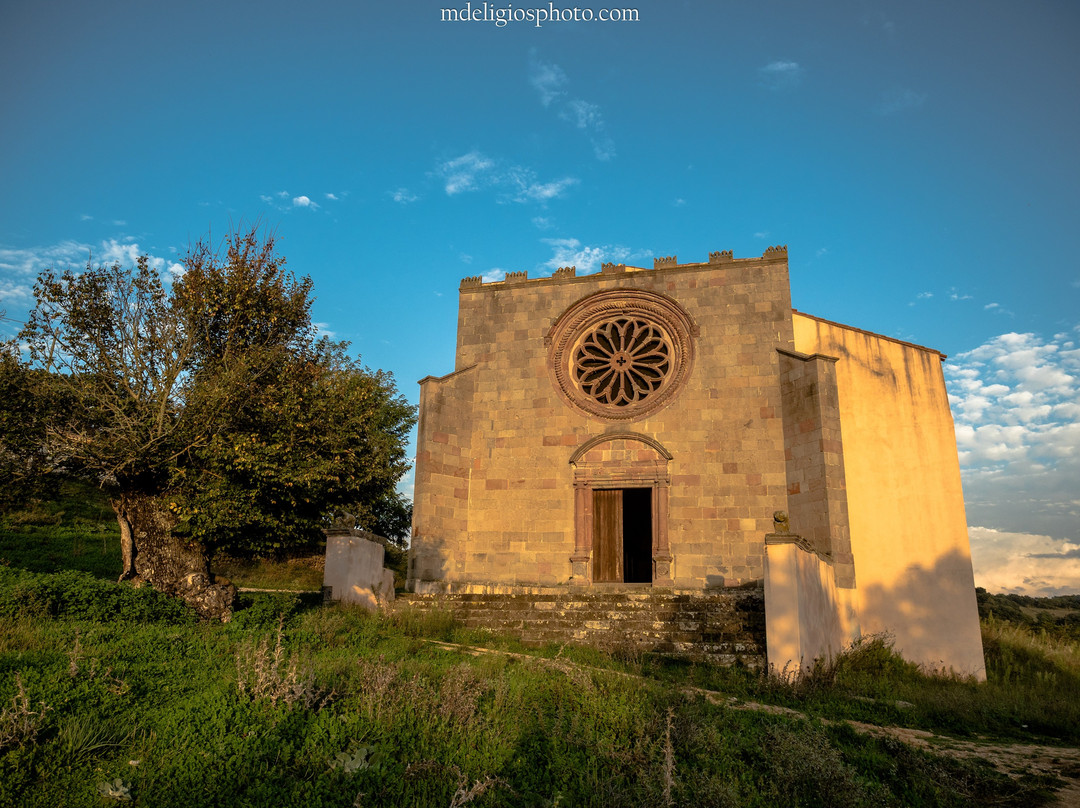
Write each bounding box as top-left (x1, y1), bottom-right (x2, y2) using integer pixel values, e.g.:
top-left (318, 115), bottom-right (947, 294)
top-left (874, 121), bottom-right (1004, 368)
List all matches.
top-left (449, 772), bottom-right (507, 807)
top-left (762, 721), bottom-right (869, 808)
top-left (0, 673), bottom-right (48, 752)
top-left (662, 706), bottom-right (675, 807)
top-left (235, 615), bottom-right (330, 708)
top-left (56, 715), bottom-right (134, 763)
top-left (437, 663), bottom-right (486, 726)
top-left (97, 778), bottom-right (132, 801)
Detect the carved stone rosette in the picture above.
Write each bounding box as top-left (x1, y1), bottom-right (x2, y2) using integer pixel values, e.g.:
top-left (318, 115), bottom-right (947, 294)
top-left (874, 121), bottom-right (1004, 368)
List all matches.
top-left (548, 289), bottom-right (696, 421)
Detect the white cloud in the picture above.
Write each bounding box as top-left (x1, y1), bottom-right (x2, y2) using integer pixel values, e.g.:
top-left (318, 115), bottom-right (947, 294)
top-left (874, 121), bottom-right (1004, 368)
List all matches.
top-left (539, 237), bottom-right (634, 276)
top-left (759, 60), bottom-right (804, 90)
top-left (754, 231), bottom-right (769, 240)
top-left (946, 328), bottom-right (1080, 540)
top-left (0, 238), bottom-right (187, 338)
top-left (313, 321), bottom-right (337, 339)
top-left (560, 99), bottom-right (601, 129)
top-left (325, 193), bottom-right (339, 201)
top-left (292, 195), bottom-right (317, 208)
top-left (481, 268), bottom-right (506, 283)
top-left (438, 151), bottom-right (496, 195)
top-left (435, 152), bottom-right (577, 205)
top-left (968, 527), bottom-right (1080, 596)
top-left (876, 87), bottom-right (927, 116)
top-left (530, 54), bottom-right (615, 161)
top-left (528, 55), bottom-right (566, 107)
top-left (391, 188), bottom-right (420, 204)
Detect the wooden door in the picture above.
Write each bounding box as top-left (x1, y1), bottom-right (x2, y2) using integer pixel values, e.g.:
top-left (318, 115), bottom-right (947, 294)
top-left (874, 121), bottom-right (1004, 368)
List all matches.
top-left (592, 489), bottom-right (622, 582)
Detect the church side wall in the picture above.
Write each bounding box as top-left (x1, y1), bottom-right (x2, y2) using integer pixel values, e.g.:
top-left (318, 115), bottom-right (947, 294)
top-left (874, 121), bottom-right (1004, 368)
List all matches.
top-left (791, 313), bottom-right (985, 678)
top-left (409, 367), bottom-right (476, 589)
top-left (777, 350), bottom-right (855, 588)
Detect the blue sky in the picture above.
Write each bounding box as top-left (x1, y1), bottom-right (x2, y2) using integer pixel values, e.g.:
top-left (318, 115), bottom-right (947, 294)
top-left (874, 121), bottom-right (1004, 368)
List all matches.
top-left (1, 0), bottom-right (1077, 594)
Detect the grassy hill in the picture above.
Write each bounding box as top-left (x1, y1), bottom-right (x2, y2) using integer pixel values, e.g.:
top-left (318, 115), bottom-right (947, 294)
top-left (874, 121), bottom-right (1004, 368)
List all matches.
top-left (1, 491), bottom-right (1079, 806)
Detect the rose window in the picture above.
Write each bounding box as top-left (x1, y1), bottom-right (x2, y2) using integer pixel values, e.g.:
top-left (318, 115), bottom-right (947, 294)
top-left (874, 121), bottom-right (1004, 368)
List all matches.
top-left (548, 290), bottom-right (696, 421)
top-left (572, 318), bottom-right (672, 407)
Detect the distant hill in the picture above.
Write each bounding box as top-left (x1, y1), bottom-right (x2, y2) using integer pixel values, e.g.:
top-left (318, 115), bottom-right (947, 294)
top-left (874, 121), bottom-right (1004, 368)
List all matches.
top-left (977, 587), bottom-right (1080, 639)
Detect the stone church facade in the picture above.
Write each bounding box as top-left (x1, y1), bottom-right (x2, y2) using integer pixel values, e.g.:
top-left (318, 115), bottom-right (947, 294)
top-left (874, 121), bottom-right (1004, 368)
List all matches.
top-left (408, 247), bottom-right (985, 677)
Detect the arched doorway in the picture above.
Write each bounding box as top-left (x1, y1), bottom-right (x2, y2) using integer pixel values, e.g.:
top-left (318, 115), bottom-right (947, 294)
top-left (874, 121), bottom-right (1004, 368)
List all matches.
top-left (569, 433), bottom-right (673, 586)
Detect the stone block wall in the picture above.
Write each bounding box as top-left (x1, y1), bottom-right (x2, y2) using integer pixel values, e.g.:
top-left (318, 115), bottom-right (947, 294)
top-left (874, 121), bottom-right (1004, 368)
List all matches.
top-left (411, 249), bottom-right (801, 592)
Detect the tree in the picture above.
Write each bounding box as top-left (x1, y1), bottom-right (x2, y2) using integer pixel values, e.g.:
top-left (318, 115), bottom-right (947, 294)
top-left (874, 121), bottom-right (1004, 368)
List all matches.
top-left (0, 347), bottom-right (75, 507)
top-left (17, 226), bottom-right (416, 619)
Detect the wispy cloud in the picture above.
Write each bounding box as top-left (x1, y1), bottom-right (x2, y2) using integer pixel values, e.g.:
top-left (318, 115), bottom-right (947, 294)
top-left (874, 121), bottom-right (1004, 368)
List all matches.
top-left (529, 53), bottom-right (615, 161)
top-left (259, 190), bottom-right (323, 212)
top-left (876, 87), bottom-right (927, 116)
top-left (946, 327), bottom-right (1080, 540)
top-left (538, 237), bottom-right (640, 276)
top-left (528, 58), bottom-right (566, 107)
top-left (390, 188), bottom-right (420, 205)
top-left (435, 151), bottom-right (578, 205)
top-left (984, 302), bottom-right (1014, 317)
top-left (759, 60), bottom-right (804, 91)
top-left (438, 152), bottom-right (496, 195)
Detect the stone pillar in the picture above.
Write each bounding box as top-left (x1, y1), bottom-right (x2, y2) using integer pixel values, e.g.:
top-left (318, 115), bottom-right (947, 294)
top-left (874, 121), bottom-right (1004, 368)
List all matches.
top-left (570, 480), bottom-right (591, 584)
top-left (652, 480), bottom-right (673, 585)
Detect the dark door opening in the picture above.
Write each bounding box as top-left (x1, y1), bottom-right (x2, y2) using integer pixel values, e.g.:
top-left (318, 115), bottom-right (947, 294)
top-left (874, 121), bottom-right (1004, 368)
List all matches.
top-left (592, 488), bottom-right (653, 583)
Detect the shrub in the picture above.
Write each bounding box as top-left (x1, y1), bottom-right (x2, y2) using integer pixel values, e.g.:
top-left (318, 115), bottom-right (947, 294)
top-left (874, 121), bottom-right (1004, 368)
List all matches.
top-left (0, 568), bottom-right (195, 624)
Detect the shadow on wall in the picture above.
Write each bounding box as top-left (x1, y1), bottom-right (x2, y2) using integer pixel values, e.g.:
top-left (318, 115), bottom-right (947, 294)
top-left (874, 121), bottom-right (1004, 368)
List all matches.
top-left (858, 548), bottom-right (985, 680)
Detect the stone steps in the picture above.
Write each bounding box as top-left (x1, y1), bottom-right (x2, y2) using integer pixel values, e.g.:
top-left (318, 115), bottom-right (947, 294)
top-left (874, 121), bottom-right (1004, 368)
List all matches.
top-left (397, 588), bottom-right (766, 666)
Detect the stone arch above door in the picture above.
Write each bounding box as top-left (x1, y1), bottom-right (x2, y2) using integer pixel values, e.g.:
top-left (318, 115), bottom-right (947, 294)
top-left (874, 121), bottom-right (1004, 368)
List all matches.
top-left (569, 433), bottom-right (673, 586)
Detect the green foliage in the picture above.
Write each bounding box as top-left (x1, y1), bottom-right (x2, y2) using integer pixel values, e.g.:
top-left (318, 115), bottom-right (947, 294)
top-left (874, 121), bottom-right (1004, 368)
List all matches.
top-left (13, 225), bottom-right (416, 582)
top-left (0, 568), bottom-right (196, 624)
top-left (0, 604), bottom-right (1068, 808)
top-left (977, 587), bottom-right (1080, 641)
top-left (0, 348), bottom-right (75, 508)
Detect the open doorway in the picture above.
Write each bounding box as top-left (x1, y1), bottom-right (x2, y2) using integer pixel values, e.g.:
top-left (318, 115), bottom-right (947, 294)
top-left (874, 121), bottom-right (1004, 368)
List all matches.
top-left (592, 487), bottom-right (653, 583)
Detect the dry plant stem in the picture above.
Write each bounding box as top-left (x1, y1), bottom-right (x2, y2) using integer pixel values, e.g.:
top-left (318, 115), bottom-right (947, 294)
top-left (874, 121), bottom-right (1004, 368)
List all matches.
top-left (235, 614), bottom-right (328, 708)
top-left (663, 707), bottom-right (675, 807)
top-left (0, 673), bottom-right (48, 751)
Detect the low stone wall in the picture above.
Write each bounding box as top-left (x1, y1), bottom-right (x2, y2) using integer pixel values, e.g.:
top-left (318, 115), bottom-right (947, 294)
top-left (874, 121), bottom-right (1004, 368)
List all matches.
top-left (397, 587), bottom-right (766, 666)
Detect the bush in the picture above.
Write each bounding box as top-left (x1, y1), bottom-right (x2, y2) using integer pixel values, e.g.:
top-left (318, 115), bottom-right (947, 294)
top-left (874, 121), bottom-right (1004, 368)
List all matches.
top-left (0, 568), bottom-right (195, 625)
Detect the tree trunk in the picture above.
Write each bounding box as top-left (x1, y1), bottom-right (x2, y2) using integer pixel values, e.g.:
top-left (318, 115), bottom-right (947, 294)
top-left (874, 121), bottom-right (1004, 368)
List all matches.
top-left (112, 493), bottom-right (236, 621)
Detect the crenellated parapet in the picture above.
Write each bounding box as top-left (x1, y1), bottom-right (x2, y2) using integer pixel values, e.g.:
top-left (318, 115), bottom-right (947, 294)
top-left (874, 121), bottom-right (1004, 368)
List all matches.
top-left (458, 246), bottom-right (790, 290)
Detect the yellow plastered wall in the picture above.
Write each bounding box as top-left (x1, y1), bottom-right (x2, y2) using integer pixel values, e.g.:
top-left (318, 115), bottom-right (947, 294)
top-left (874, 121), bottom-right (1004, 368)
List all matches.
top-left (792, 312), bottom-right (985, 678)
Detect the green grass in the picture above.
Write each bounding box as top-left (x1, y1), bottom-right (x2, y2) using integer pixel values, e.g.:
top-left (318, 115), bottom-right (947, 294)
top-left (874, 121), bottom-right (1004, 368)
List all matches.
top-left (0, 585), bottom-right (1066, 808)
top-left (0, 482), bottom-right (121, 580)
top-left (1, 492), bottom-right (1077, 806)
